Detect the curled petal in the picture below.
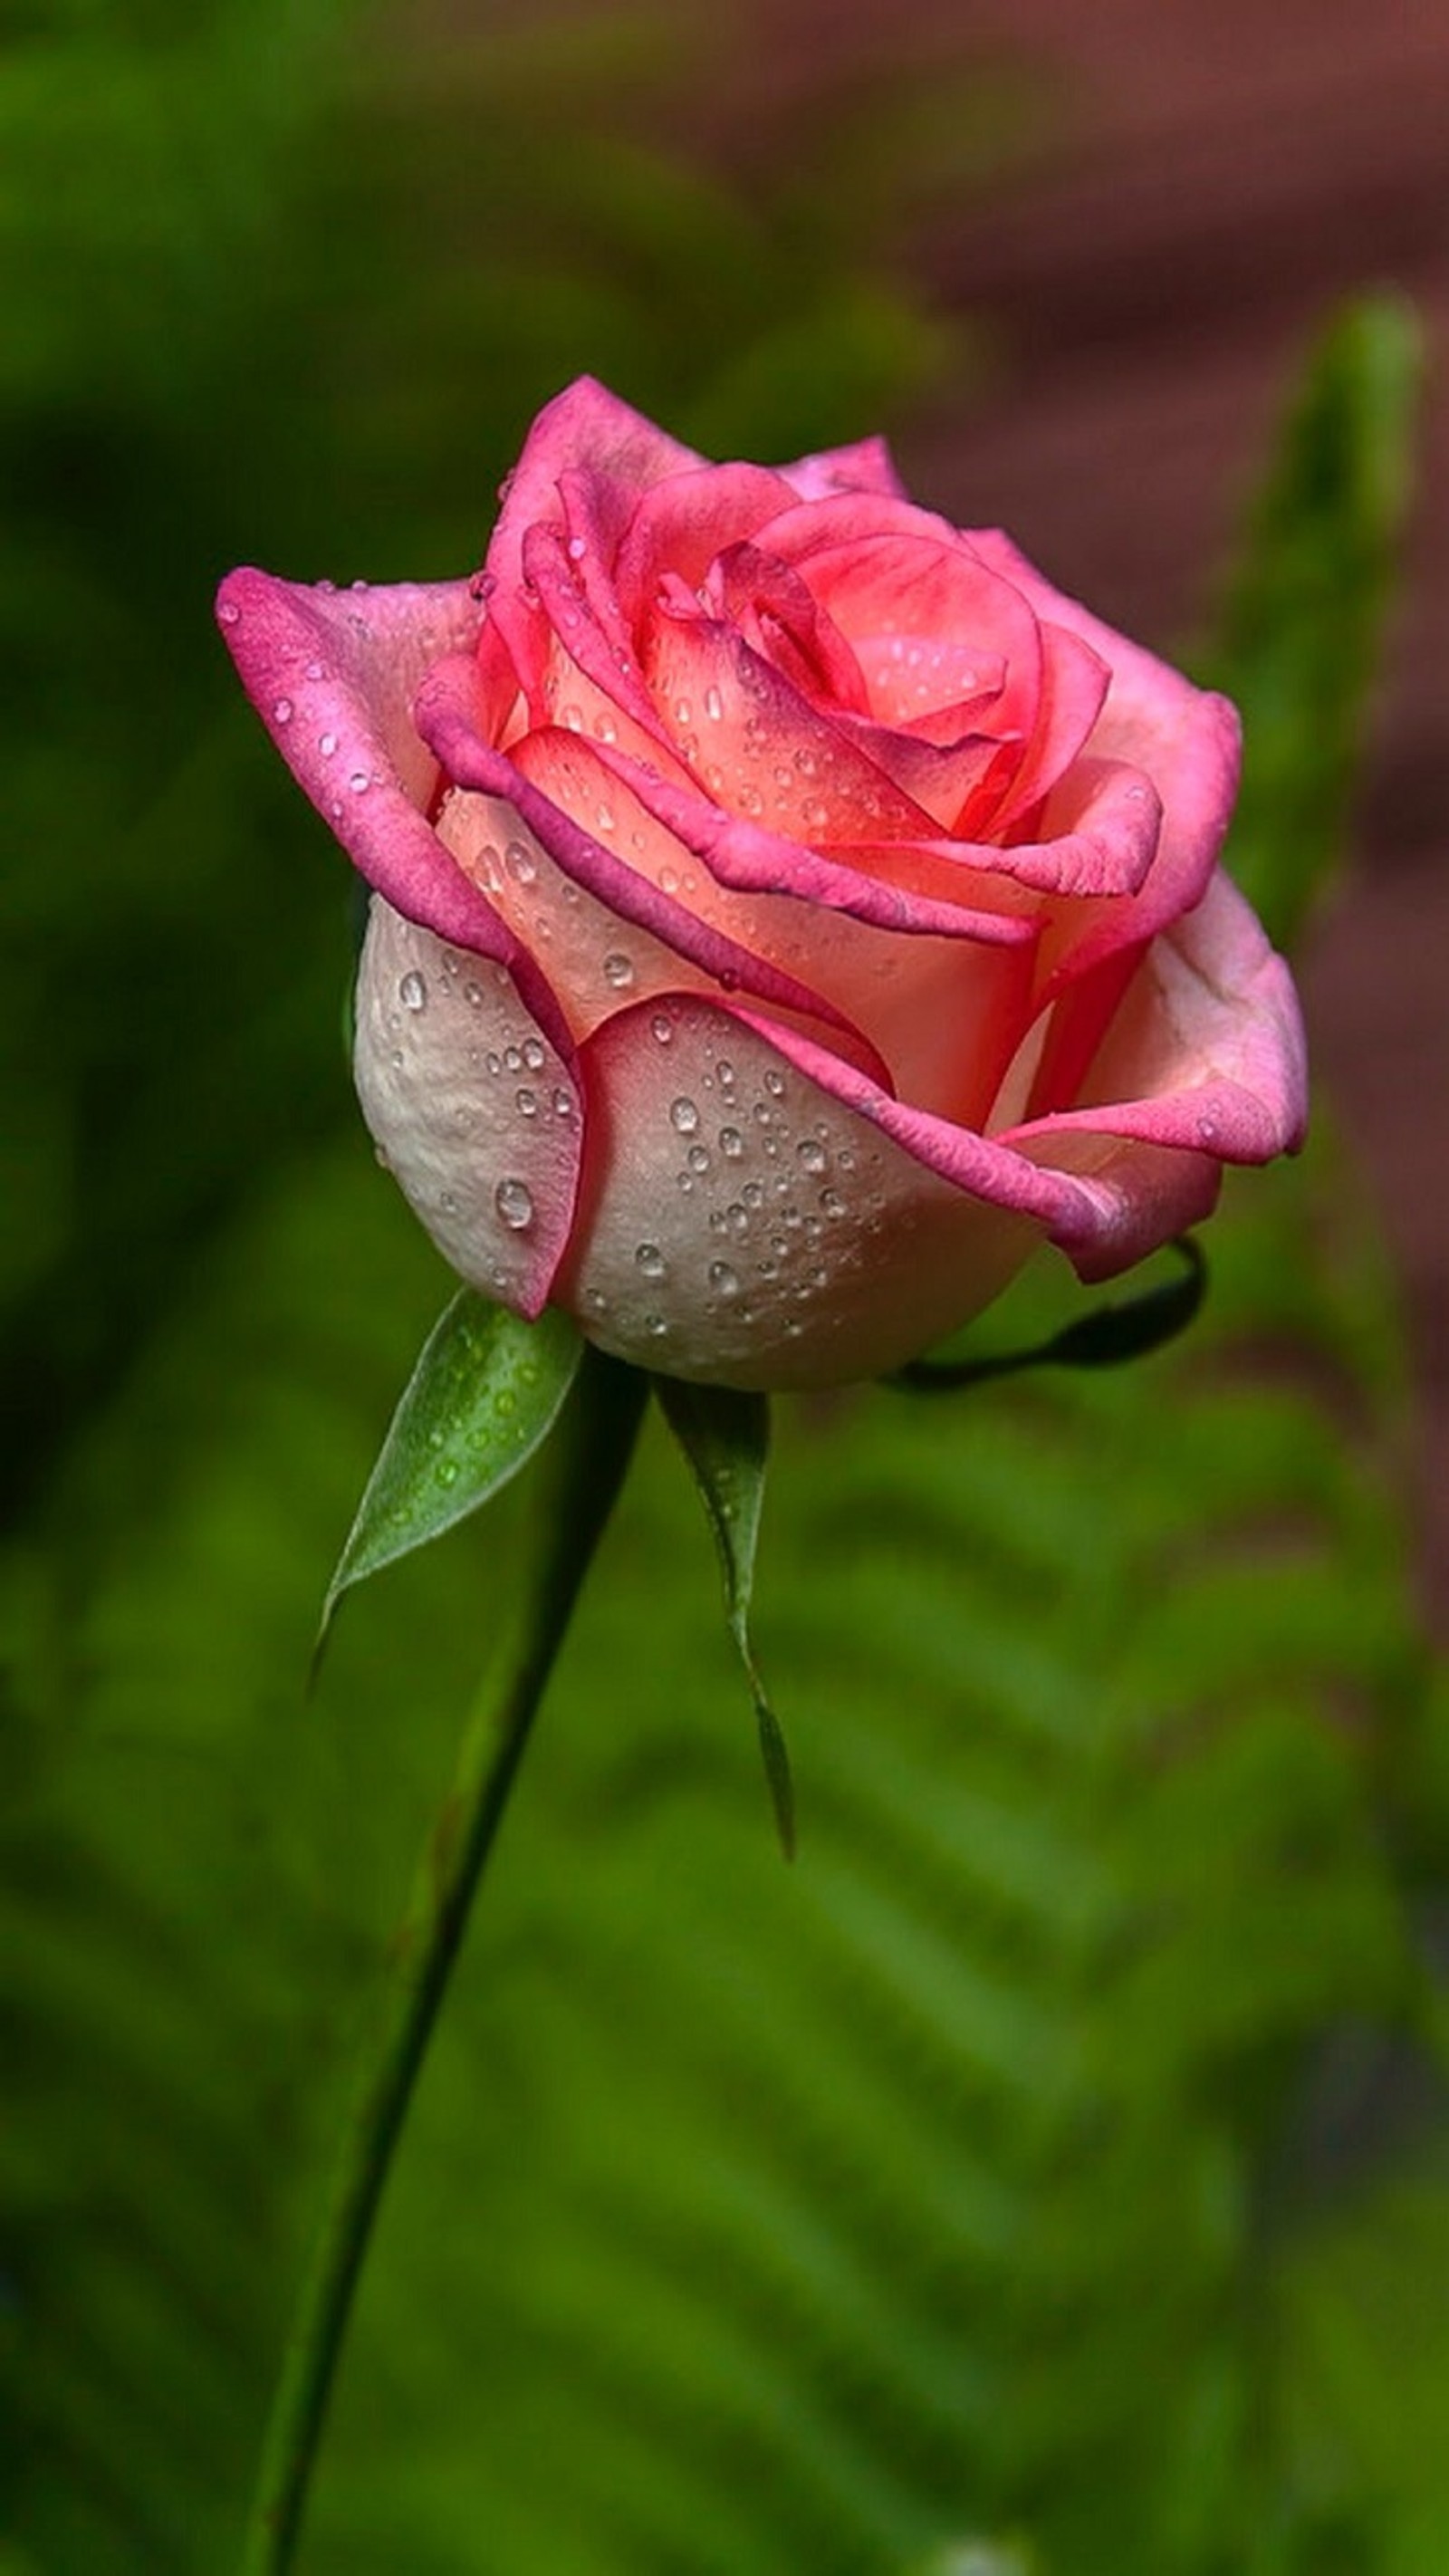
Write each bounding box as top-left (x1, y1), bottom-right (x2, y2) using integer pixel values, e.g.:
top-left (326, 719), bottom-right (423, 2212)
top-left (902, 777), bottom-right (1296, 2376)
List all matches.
top-left (214, 568), bottom-right (575, 1064)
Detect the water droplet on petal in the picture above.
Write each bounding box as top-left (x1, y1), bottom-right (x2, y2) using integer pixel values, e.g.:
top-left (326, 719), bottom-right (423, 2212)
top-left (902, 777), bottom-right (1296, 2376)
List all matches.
top-left (272, 697), bottom-right (293, 725)
top-left (635, 1242), bottom-right (666, 1278)
top-left (505, 840), bottom-right (537, 885)
top-left (320, 732), bottom-right (338, 758)
top-left (305, 659), bottom-right (325, 682)
top-left (670, 1097), bottom-right (699, 1135)
top-left (704, 686), bottom-right (724, 722)
top-left (515, 1088), bottom-right (538, 1116)
top-left (650, 1013), bottom-right (674, 1044)
top-left (708, 1260), bottom-right (740, 1297)
top-left (349, 770), bottom-right (370, 794)
top-left (720, 1126), bottom-right (744, 1159)
top-left (603, 951), bottom-right (635, 991)
top-left (398, 971), bottom-right (427, 1013)
top-left (494, 1177), bottom-right (533, 1230)
top-left (796, 1137), bottom-right (827, 1174)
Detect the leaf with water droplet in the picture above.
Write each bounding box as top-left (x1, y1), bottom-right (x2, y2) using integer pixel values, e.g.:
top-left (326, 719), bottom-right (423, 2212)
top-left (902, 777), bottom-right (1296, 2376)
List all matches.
top-left (314, 1294), bottom-right (582, 1671)
top-left (656, 1379), bottom-right (792, 1859)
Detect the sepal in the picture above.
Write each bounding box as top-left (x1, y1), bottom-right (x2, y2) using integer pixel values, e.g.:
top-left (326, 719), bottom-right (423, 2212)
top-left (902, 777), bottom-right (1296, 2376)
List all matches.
top-left (315, 1294), bottom-right (582, 1665)
top-left (656, 1378), bottom-right (793, 1859)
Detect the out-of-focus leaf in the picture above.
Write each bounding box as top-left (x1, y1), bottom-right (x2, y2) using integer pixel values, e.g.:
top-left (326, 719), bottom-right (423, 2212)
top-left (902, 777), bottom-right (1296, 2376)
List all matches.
top-left (1199, 293), bottom-right (1421, 947)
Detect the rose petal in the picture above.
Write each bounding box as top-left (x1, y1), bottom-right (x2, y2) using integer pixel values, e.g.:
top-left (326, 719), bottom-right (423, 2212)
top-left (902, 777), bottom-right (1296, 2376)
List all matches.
top-left (964, 529), bottom-right (1243, 981)
top-left (1010, 868), bottom-right (1310, 1162)
top-left (504, 732), bottom-right (1035, 1120)
top-left (414, 655), bottom-right (892, 1081)
top-left (993, 621), bottom-right (1112, 830)
top-left (778, 433), bottom-right (907, 502)
top-left (353, 900), bottom-right (582, 1316)
top-left (558, 995), bottom-right (1042, 1389)
top-left (214, 567), bottom-right (575, 1066)
top-left (637, 610), bottom-right (940, 846)
top-left (612, 462), bottom-right (801, 633)
top-left (753, 497), bottom-right (1046, 753)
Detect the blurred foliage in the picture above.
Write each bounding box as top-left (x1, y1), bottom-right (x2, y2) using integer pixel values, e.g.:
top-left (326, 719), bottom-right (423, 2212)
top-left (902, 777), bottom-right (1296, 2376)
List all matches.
top-left (1196, 297), bottom-right (1422, 953)
top-left (0, 0), bottom-right (1444, 2567)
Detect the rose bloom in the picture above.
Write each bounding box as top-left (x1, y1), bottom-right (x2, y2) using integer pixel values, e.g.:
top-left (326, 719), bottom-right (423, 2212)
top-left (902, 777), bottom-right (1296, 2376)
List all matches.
top-left (217, 379), bottom-right (1305, 1390)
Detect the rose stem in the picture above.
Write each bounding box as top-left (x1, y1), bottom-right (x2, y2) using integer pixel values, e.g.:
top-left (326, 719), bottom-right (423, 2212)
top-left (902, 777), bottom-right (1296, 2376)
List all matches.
top-left (239, 1348), bottom-right (648, 2576)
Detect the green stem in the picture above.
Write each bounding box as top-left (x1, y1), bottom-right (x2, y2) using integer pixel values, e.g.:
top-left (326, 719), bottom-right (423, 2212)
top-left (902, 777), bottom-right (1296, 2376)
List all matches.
top-left (240, 1349), bottom-right (648, 2576)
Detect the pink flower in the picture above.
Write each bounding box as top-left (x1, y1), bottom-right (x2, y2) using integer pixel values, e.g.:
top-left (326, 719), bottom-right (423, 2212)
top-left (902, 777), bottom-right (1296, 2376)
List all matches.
top-left (217, 378), bottom-right (1306, 1389)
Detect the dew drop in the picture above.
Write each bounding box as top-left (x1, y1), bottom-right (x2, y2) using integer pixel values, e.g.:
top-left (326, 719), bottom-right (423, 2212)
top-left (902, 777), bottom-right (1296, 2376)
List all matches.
top-left (521, 1038), bottom-right (545, 1071)
top-left (320, 732), bottom-right (339, 758)
top-left (673, 697), bottom-right (692, 726)
top-left (272, 697), bottom-right (293, 725)
top-left (494, 1177), bottom-right (533, 1230)
top-left (305, 659), bottom-right (325, 682)
top-left (463, 978), bottom-right (484, 1005)
top-left (217, 599), bottom-right (240, 626)
top-left (515, 1088), bottom-right (538, 1116)
top-left (686, 1143), bottom-right (709, 1173)
top-left (567, 533), bottom-right (588, 562)
top-left (704, 686), bottom-right (724, 722)
top-left (560, 703), bottom-right (584, 733)
top-left (552, 1086), bottom-right (575, 1117)
top-left (1196, 1114), bottom-right (1220, 1145)
top-left (764, 1068), bottom-right (785, 1099)
top-left (708, 1260), bottom-right (741, 1297)
top-left (820, 1187), bottom-right (844, 1218)
top-left (796, 1136), bottom-right (827, 1174)
top-left (603, 951), bottom-right (635, 992)
top-left (504, 840), bottom-right (537, 885)
top-left (593, 712), bottom-right (619, 745)
top-left (398, 970), bottom-right (427, 1013)
top-left (635, 1242), bottom-right (666, 1278)
top-left (669, 1096), bottom-right (699, 1135)
top-left (650, 1013), bottom-right (674, 1044)
top-left (719, 1125), bottom-right (744, 1159)
top-left (742, 1180), bottom-right (764, 1209)
top-left (504, 1045), bottom-right (523, 1073)
top-left (349, 770), bottom-right (370, 794)
top-left (437, 1457), bottom-right (460, 1487)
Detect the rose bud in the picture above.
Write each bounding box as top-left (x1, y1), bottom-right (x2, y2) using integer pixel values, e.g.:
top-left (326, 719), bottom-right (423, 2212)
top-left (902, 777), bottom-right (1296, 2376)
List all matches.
top-left (217, 378), bottom-right (1306, 1391)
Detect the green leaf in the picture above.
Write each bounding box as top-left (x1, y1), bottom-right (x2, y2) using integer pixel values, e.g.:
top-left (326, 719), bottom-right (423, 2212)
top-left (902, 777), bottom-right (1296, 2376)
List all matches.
top-left (1199, 293), bottom-right (1421, 948)
top-left (656, 1378), bottom-right (794, 1860)
top-left (319, 1293), bottom-right (582, 1647)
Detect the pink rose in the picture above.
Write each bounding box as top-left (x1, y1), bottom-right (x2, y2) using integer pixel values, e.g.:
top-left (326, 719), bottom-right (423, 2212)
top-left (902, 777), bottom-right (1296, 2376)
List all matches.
top-left (216, 378), bottom-right (1306, 1389)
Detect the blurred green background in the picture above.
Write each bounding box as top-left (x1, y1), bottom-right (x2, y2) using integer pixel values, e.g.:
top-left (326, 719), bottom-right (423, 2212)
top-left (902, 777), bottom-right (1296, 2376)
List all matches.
top-left (3, 5), bottom-right (1447, 2571)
